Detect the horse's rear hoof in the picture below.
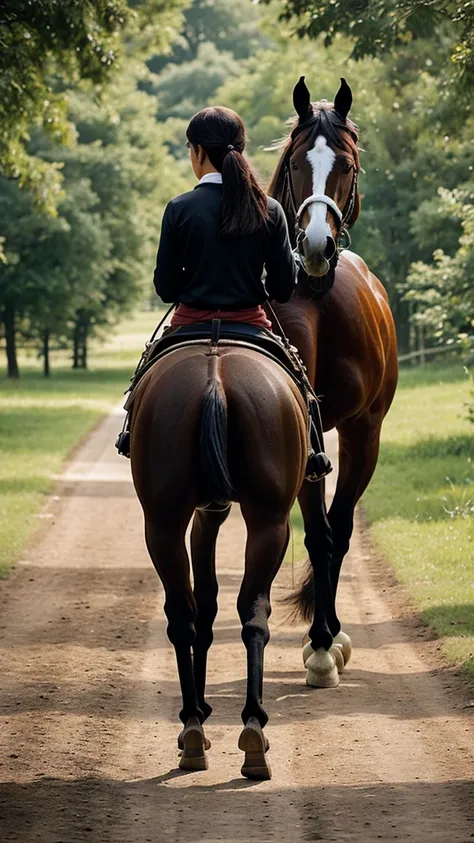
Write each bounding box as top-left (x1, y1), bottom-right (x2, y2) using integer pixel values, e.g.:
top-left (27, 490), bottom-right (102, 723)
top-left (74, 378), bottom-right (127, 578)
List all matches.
top-left (178, 717), bottom-right (209, 771)
top-left (178, 730), bottom-right (211, 752)
top-left (238, 717), bottom-right (272, 780)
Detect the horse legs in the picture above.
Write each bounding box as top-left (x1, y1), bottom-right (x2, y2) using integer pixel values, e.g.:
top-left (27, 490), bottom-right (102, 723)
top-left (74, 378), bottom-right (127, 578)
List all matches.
top-left (297, 479), bottom-right (342, 687)
top-left (327, 416), bottom-right (382, 663)
top-left (190, 505), bottom-right (231, 725)
top-left (236, 516), bottom-right (290, 780)
top-left (144, 516), bottom-right (209, 771)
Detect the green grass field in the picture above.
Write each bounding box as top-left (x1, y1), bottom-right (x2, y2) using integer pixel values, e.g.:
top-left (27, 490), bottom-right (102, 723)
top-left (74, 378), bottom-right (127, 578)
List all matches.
top-left (362, 363), bottom-right (474, 678)
top-left (0, 311), bottom-right (160, 576)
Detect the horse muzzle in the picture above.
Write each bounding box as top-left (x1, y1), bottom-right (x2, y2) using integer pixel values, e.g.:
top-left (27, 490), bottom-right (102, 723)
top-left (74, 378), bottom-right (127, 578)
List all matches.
top-left (299, 235), bottom-right (336, 278)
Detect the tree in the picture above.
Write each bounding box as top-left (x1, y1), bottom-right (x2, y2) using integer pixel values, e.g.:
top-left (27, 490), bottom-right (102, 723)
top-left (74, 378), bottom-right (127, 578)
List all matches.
top-left (0, 64), bottom-right (190, 378)
top-left (151, 42), bottom-right (241, 121)
top-left (261, 1), bottom-right (474, 86)
top-left (0, 0), bottom-right (187, 213)
top-left (404, 186), bottom-right (474, 347)
top-left (148, 0), bottom-right (268, 74)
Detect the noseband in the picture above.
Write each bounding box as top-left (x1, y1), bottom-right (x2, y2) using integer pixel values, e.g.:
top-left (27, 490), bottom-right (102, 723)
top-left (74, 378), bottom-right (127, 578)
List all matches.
top-left (282, 136), bottom-right (359, 294)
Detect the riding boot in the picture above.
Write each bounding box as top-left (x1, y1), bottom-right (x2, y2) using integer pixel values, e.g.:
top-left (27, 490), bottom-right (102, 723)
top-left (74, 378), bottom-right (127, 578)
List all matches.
top-left (305, 400), bottom-right (332, 482)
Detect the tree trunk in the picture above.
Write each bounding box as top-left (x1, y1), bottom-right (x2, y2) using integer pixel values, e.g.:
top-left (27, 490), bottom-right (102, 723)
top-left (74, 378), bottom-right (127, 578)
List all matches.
top-left (72, 312), bottom-right (89, 370)
top-left (72, 320), bottom-right (80, 369)
top-left (80, 320), bottom-right (89, 370)
top-left (418, 322), bottom-right (426, 366)
top-left (43, 329), bottom-right (50, 377)
top-left (3, 302), bottom-right (20, 379)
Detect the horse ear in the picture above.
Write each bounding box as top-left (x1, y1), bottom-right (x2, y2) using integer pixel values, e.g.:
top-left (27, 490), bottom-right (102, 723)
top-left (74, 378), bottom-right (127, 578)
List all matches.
top-left (334, 77), bottom-right (352, 121)
top-left (293, 76), bottom-right (312, 122)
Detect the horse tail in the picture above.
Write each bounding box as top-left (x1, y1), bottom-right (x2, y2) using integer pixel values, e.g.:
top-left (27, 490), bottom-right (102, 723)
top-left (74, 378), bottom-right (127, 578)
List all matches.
top-left (199, 361), bottom-right (234, 502)
top-left (283, 560), bottom-right (314, 622)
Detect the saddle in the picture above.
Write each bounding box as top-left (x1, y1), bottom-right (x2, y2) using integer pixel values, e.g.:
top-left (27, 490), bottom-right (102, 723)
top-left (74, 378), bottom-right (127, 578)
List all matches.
top-left (116, 319), bottom-right (332, 482)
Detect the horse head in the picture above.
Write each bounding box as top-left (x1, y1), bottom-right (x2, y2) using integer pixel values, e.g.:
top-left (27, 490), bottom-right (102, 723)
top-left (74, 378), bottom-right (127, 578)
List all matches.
top-left (270, 77), bottom-right (360, 280)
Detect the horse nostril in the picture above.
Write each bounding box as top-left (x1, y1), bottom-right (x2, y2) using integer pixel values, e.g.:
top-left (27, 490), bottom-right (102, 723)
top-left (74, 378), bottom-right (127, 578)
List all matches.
top-left (324, 236), bottom-right (336, 260)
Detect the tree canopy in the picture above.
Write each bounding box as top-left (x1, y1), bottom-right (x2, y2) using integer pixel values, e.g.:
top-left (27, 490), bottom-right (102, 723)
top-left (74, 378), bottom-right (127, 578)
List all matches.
top-left (0, 0), bottom-right (186, 213)
top-left (261, 1), bottom-right (474, 86)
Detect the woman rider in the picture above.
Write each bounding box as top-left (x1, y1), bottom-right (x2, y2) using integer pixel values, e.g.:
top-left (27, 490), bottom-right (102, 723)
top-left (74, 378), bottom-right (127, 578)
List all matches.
top-left (118, 106), bottom-right (330, 479)
top-left (153, 105), bottom-right (297, 325)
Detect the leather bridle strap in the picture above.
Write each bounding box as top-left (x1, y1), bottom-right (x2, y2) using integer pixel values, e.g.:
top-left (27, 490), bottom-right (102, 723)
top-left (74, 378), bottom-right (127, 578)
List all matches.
top-left (296, 193), bottom-right (343, 225)
top-left (284, 156), bottom-right (358, 233)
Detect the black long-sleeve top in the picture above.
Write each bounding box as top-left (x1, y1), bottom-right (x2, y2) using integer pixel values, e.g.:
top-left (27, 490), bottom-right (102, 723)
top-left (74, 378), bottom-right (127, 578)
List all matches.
top-left (153, 182), bottom-right (296, 308)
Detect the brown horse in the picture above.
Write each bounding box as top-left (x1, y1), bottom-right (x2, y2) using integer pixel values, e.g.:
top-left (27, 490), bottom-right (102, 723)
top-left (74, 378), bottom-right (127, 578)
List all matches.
top-left (130, 340), bottom-right (310, 778)
top-left (267, 77), bottom-right (398, 672)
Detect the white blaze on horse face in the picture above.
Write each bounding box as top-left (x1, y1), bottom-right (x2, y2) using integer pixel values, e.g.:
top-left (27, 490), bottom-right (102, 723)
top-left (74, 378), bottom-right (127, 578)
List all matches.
top-left (305, 135), bottom-right (336, 252)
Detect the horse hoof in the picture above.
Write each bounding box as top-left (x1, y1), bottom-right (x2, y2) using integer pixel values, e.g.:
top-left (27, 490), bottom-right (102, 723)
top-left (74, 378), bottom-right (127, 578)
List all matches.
top-left (330, 643), bottom-right (345, 673)
top-left (238, 717), bottom-right (272, 780)
top-left (302, 641), bottom-right (314, 666)
top-left (334, 630), bottom-right (352, 666)
top-left (305, 648), bottom-right (340, 688)
top-left (178, 729), bottom-right (211, 752)
top-left (178, 717), bottom-right (209, 771)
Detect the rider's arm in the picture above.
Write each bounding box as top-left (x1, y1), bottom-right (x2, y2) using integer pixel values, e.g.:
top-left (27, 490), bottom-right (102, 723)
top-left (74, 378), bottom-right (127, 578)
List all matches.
top-left (153, 201), bottom-right (184, 303)
top-left (263, 201), bottom-right (297, 303)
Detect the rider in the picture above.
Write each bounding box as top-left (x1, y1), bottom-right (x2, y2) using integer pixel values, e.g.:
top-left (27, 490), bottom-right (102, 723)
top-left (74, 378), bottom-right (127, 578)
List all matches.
top-left (117, 105), bottom-right (331, 480)
top-left (154, 105), bottom-right (296, 325)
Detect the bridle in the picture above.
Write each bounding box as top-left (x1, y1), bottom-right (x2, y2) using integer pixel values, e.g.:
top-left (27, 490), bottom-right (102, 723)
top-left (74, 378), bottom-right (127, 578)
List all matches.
top-left (282, 127), bottom-right (359, 290)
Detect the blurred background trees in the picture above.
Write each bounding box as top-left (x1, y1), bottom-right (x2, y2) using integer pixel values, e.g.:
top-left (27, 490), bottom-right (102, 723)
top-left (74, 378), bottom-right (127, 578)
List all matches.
top-left (1, 0), bottom-right (473, 376)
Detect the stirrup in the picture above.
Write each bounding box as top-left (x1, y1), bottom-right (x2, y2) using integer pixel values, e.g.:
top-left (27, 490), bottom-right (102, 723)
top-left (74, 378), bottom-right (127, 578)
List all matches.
top-left (305, 450), bottom-right (332, 482)
top-left (115, 414), bottom-right (131, 458)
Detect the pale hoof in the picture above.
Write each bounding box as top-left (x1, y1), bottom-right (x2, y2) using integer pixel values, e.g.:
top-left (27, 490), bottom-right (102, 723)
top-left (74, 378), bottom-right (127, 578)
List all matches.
top-left (178, 716), bottom-right (208, 771)
top-left (238, 717), bottom-right (271, 780)
top-left (330, 643), bottom-right (345, 673)
top-left (334, 630), bottom-right (352, 666)
top-left (305, 648), bottom-right (340, 688)
top-left (302, 641), bottom-right (314, 666)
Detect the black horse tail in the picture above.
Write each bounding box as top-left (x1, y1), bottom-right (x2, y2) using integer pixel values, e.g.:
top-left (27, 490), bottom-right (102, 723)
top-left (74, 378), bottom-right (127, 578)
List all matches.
top-left (199, 372), bottom-right (234, 503)
top-left (283, 560), bottom-right (314, 622)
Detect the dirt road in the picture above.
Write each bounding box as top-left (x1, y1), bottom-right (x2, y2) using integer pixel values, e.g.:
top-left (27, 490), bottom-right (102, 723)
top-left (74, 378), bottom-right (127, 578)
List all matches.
top-left (1, 408), bottom-right (473, 842)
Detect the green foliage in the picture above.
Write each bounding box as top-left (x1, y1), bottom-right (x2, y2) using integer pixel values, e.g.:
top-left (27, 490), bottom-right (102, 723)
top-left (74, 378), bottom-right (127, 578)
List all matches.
top-left (405, 187), bottom-right (474, 346)
top-left (0, 0), bottom-right (186, 212)
top-left (152, 42), bottom-right (240, 120)
top-left (148, 0), bottom-right (268, 73)
top-left (263, 0), bottom-right (474, 85)
top-left (0, 66), bottom-right (189, 376)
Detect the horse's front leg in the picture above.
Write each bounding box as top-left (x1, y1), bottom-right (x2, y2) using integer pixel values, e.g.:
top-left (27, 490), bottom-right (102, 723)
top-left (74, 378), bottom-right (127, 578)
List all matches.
top-left (236, 516), bottom-right (290, 780)
top-left (297, 479), bottom-right (342, 686)
top-left (326, 415), bottom-right (383, 666)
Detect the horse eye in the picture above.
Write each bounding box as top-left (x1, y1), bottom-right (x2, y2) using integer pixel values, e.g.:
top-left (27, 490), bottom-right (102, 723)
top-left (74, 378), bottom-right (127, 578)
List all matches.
top-left (343, 161), bottom-right (353, 174)
top-left (291, 163), bottom-right (299, 171)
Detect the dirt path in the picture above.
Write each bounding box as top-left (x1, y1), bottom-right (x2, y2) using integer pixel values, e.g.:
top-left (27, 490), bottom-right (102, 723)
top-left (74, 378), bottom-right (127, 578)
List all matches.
top-left (0, 408), bottom-right (473, 843)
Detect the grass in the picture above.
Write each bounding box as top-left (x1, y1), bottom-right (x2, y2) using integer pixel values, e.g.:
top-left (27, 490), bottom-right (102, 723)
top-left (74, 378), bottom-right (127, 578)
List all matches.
top-left (362, 362), bottom-right (474, 678)
top-left (0, 310), bottom-right (161, 576)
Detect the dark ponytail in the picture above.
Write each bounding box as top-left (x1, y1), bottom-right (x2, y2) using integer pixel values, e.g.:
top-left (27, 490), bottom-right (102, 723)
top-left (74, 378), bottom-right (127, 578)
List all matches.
top-left (186, 106), bottom-right (269, 236)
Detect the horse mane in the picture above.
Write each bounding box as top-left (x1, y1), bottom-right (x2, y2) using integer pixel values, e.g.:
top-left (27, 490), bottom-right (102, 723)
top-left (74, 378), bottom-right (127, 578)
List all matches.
top-left (267, 102), bottom-right (360, 205)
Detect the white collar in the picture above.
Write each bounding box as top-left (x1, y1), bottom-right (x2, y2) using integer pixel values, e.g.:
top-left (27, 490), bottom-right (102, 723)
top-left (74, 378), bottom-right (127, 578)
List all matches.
top-left (199, 172), bottom-right (223, 185)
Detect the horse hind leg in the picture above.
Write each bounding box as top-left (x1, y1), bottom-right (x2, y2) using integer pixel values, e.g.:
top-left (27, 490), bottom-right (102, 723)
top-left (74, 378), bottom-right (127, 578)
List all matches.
top-left (187, 503), bottom-right (231, 742)
top-left (144, 516), bottom-right (210, 771)
top-left (236, 515), bottom-right (290, 780)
